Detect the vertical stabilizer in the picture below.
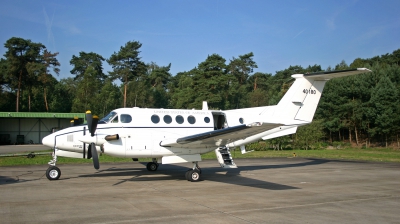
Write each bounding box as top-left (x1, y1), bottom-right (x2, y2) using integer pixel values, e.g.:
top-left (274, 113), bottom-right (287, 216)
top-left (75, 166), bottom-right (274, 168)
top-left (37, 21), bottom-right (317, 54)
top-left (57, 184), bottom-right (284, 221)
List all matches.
top-left (294, 80), bottom-right (326, 122)
top-left (265, 74), bottom-right (314, 122)
top-left (264, 68), bottom-right (372, 124)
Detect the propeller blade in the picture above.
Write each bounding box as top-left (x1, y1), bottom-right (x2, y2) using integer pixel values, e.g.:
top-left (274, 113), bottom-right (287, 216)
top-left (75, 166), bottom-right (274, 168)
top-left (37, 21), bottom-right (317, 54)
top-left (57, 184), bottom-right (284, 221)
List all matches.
top-left (91, 115), bottom-right (99, 136)
top-left (86, 111), bottom-right (99, 137)
top-left (87, 143), bottom-right (92, 159)
top-left (86, 111), bottom-right (93, 134)
top-left (91, 142), bottom-right (100, 170)
top-left (86, 110), bottom-right (100, 169)
top-left (73, 116), bottom-right (81, 126)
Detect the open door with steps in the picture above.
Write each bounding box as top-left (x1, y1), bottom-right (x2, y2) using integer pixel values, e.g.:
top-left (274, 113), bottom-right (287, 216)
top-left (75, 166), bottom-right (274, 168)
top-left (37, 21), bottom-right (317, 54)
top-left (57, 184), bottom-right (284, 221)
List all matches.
top-left (215, 147), bottom-right (237, 168)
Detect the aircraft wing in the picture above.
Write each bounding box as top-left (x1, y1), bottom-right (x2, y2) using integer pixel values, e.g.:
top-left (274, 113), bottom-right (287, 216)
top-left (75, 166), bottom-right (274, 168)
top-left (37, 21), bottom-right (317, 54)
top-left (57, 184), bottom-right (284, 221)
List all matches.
top-left (160, 122), bottom-right (282, 149)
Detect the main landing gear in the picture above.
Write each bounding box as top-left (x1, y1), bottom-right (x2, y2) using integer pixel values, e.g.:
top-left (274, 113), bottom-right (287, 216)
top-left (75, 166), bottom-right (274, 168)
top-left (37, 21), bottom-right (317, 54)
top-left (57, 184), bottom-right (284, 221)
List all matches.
top-left (185, 162), bottom-right (201, 182)
top-left (144, 159), bottom-right (201, 182)
top-left (146, 158), bottom-right (159, 171)
top-left (46, 153), bottom-right (61, 180)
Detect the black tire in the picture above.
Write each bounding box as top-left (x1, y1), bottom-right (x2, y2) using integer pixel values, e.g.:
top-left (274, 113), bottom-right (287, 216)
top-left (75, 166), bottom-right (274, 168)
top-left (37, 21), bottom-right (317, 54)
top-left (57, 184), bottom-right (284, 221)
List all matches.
top-left (188, 170), bottom-right (200, 182)
top-left (46, 166), bottom-right (61, 180)
top-left (185, 170), bottom-right (191, 181)
top-left (146, 162), bottom-right (158, 171)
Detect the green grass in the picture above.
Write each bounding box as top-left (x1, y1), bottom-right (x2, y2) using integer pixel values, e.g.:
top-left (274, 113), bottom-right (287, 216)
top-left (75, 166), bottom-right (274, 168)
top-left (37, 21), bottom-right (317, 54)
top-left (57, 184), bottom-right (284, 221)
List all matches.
top-left (199, 148), bottom-right (400, 163)
top-left (0, 148), bottom-right (399, 167)
top-left (0, 151), bottom-right (150, 167)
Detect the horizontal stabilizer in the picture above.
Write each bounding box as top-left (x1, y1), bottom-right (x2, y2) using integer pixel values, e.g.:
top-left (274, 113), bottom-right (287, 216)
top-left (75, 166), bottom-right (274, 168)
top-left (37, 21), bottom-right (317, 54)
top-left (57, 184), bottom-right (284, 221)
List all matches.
top-left (304, 68), bottom-right (371, 80)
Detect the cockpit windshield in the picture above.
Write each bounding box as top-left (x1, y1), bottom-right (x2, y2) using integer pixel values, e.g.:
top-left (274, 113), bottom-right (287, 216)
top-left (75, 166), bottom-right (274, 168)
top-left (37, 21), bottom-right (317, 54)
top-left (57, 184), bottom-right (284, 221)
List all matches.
top-left (99, 111), bottom-right (117, 124)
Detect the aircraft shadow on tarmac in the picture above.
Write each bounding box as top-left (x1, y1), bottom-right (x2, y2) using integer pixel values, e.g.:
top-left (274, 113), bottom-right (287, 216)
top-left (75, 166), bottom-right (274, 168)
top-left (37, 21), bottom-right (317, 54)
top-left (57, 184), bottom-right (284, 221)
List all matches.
top-left (0, 158), bottom-right (328, 188)
top-left (0, 170), bottom-right (44, 185)
top-left (76, 158), bottom-right (330, 190)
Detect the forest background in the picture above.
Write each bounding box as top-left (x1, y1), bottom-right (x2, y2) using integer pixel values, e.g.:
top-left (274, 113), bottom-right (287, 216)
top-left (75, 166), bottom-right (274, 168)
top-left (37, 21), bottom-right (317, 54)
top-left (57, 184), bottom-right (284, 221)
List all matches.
top-left (1, 37), bottom-right (399, 150)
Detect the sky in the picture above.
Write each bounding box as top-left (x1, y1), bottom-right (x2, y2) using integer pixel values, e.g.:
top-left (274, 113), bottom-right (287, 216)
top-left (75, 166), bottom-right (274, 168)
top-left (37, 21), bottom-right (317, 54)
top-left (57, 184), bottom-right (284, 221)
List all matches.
top-left (1, 0), bottom-right (399, 80)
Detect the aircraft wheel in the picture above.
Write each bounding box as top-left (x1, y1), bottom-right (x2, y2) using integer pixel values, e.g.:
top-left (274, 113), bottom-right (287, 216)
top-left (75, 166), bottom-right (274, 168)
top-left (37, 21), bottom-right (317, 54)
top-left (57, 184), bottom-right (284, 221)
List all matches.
top-left (46, 166), bottom-right (61, 181)
top-left (146, 162), bottom-right (158, 171)
top-left (186, 170), bottom-right (200, 182)
top-left (185, 170), bottom-right (191, 181)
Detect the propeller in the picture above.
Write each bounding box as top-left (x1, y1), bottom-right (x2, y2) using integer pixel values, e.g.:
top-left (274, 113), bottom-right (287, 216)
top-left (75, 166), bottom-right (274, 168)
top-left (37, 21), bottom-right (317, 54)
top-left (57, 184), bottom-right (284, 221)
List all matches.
top-left (90, 142), bottom-right (99, 169)
top-left (86, 111), bottom-right (100, 170)
top-left (71, 116), bottom-right (83, 126)
top-left (86, 111), bottom-right (99, 136)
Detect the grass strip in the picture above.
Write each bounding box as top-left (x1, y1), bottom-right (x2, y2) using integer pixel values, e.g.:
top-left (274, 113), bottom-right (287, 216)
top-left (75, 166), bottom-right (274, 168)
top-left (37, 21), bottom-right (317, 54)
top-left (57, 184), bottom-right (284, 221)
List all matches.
top-left (0, 147), bottom-right (399, 167)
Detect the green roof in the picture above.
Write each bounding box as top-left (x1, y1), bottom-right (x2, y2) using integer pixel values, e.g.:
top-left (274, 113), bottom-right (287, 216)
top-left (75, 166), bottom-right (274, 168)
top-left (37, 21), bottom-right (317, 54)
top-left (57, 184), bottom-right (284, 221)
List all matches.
top-left (0, 112), bottom-right (86, 119)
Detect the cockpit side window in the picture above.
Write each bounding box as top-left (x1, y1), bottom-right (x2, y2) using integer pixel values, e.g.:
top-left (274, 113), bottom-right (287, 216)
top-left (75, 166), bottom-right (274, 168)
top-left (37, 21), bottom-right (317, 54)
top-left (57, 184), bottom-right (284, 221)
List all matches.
top-left (111, 116), bottom-right (119, 123)
top-left (99, 111), bottom-right (117, 124)
top-left (121, 114), bottom-right (132, 123)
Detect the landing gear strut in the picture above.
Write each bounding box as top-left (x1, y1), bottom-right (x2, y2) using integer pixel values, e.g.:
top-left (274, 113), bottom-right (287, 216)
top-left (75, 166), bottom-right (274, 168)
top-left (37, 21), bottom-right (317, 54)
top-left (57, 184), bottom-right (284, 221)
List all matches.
top-left (185, 162), bottom-right (201, 182)
top-left (46, 152), bottom-right (61, 180)
top-left (146, 158), bottom-right (159, 171)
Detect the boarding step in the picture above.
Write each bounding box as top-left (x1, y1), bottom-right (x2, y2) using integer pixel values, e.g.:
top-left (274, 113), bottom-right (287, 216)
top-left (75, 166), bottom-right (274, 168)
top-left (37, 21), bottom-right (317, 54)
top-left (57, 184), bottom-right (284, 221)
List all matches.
top-left (215, 147), bottom-right (237, 168)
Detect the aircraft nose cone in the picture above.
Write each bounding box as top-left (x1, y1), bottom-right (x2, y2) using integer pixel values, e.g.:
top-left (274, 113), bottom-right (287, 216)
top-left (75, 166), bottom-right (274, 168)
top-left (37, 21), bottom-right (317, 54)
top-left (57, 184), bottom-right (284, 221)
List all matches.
top-left (42, 134), bottom-right (54, 148)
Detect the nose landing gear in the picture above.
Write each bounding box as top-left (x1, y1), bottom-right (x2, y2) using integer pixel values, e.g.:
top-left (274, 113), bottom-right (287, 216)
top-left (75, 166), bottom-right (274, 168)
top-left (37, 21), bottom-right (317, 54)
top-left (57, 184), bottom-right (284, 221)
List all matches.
top-left (46, 166), bottom-right (61, 180)
top-left (46, 152), bottom-right (61, 180)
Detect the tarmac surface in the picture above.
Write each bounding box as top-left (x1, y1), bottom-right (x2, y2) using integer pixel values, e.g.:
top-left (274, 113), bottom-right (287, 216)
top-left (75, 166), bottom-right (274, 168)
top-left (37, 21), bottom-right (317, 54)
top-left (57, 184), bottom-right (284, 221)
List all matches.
top-left (0, 157), bottom-right (399, 223)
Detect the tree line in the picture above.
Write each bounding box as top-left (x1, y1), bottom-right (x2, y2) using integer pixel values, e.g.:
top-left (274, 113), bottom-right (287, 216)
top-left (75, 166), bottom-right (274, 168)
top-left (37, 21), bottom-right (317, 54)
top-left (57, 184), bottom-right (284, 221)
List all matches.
top-left (1, 37), bottom-right (399, 148)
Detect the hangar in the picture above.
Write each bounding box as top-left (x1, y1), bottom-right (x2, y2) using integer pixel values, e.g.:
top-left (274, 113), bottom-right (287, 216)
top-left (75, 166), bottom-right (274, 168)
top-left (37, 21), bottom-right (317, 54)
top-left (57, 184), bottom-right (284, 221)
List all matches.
top-left (0, 112), bottom-right (85, 145)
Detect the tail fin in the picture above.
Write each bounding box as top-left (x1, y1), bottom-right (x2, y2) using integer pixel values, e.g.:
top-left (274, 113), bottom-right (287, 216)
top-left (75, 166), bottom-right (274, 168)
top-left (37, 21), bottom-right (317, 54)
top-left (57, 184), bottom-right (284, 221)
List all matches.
top-left (266, 68), bottom-right (371, 123)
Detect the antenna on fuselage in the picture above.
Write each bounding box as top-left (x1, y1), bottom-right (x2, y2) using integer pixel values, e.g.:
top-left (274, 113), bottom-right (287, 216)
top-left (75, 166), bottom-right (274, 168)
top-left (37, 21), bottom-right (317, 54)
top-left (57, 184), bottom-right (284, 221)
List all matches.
top-left (202, 101), bottom-right (208, 110)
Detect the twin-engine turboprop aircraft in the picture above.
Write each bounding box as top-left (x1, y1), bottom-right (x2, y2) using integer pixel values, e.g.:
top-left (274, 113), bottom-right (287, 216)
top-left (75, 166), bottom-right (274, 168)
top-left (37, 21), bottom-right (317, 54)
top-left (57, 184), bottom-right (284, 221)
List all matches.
top-left (42, 68), bottom-right (371, 181)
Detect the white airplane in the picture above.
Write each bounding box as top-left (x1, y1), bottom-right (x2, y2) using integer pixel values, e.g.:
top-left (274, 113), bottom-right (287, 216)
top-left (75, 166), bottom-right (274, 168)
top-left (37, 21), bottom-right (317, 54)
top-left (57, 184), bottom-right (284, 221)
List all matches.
top-left (42, 68), bottom-right (371, 181)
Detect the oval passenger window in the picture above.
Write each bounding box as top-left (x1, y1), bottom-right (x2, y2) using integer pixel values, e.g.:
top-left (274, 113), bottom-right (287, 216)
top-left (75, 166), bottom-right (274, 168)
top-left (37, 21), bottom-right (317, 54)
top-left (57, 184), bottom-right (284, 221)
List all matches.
top-left (176, 115), bottom-right (184, 124)
top-left (151, 115), bottom-right (160, 124)
top-left (164, 115), bottom-right (172, 124)
top-left (187, 115), bottom-right (196, 124)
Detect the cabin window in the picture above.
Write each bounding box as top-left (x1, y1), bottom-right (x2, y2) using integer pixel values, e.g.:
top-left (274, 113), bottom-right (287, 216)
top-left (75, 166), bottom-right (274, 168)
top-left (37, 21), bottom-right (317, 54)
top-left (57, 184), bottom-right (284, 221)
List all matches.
top-left (163, 115), bottom-right (172, 124)
top-left (151, 115), bottom-right (160, 124)
top-left (121, 114), bottom-right (132, 123)
top-left (204, 117), bottom-right (210, 123)
top-left (176, 115), bottom-right (184, 124)
top-left (239, 118), bottom-right (244, 124)
top-left (187, 115), bottom-right (196, 124)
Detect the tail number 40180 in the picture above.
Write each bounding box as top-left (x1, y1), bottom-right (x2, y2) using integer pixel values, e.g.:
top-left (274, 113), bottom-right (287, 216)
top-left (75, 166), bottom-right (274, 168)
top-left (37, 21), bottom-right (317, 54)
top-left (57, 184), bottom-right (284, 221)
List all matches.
top-left (303, 89), bottom-right (316, 94)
